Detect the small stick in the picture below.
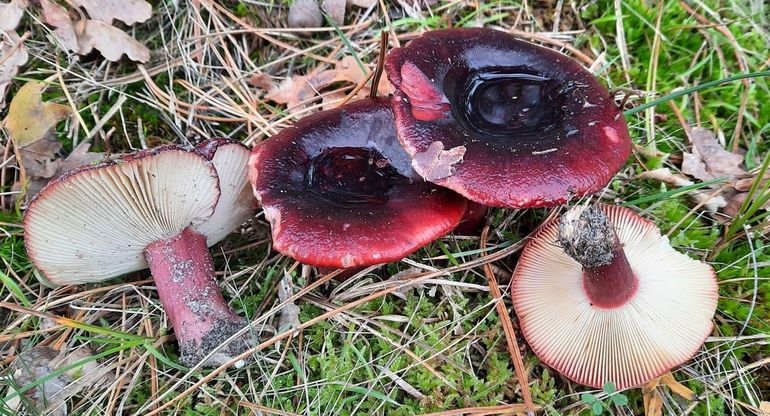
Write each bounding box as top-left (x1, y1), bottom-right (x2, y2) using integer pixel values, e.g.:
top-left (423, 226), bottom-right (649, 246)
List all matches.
top-left (369, 31), bottom-right (389, 99)
top-left (480, 224), bottom-right (535, 415)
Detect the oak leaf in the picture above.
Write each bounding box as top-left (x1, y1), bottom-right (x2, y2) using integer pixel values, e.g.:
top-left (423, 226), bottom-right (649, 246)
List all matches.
top-left (39, 0), bottom-right (150, 63)
top-left (69, 0), bottom-right (152, 25)
top-left (0, 31), bottom-right (28, 108)
top-left (682, 127), bottom-right (747, 182)
top-left (0, 0), bottom-right (27, 31)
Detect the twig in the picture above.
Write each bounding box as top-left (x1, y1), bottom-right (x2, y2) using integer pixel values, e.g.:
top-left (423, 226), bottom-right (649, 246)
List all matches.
top-left (369, 32), bottom-right (389, 99)
top-left (239, 401), bottom-right (302, 416)
top-left (480, 225), bottom-right (535, 415)
top-left (421, 403), bottom-right (540, 416)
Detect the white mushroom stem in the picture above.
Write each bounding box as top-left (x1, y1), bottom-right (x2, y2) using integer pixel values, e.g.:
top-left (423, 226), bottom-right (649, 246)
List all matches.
top-left (558, 205), bottom-right (639, 309)
top-left (144, 227), bottom-right (249, 367)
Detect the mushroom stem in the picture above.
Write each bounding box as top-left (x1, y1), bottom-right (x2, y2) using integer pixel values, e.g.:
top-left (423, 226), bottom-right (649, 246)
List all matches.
top-left (581, 238), bottom-right (639, 309)
top-left (144, 227), bottom-right (251, 366)
top-left (558, 205), bottom-right (639, 309)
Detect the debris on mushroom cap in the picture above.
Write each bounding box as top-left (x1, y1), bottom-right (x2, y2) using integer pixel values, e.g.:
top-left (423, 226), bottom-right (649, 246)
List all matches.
top-left (386, 28), bottom-right (632, 208)
top-left (193, 138), bottom-right (257, 246)
top-left (249, 97), bottom-right (467, 269)
top-left (511, 204), bottom-right (718, 389)
top-left (23, 146), bottom-right (220, 285)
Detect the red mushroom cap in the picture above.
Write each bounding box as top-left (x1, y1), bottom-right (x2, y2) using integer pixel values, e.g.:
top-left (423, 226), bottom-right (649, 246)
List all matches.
top-left (249, 97), bottom-right (467, 268)
top-left (386, 28), bottom-right (632, 208)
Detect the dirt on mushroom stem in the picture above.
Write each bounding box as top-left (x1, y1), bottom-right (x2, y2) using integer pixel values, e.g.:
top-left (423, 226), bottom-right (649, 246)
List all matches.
top-left (144, 226), bottom-right (254, 367)
top-left (557, 205), bottom-right (639, 309)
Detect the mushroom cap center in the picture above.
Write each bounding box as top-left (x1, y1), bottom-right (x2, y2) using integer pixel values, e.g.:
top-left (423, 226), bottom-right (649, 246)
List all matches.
top-left (450, 67), bottom-right (564, 140)
top-left (306, 147), bottom-right (408, 206)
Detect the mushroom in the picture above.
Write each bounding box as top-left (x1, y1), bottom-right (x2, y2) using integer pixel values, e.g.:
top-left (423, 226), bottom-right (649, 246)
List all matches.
top-left (194, 138), bottom-right (258, 245)
top-left (385, 28), bottom-right (632, 208)
top-left (511, 204), bottom-right (718, 389)
top-left (249, 97), bottom-right (467, 269)
top-left (24, 141), bottom-right (257, 367)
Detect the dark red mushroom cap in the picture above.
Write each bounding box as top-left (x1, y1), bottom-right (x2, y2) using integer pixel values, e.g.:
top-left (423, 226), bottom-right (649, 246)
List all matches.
top-left (386, 28), bottom-right (632, 208)
top-left (249, 97), bottom-right (467, 268)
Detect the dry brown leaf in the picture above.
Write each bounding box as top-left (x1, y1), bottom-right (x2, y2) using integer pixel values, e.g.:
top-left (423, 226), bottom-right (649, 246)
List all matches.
top-left (759, 401), bottom-right (770, 415)
top-left (642, 378), bottom-right (663, 416)
top-left (69, 0), bottom-right (152, 25)
top-left (0, 31), bottom-right (29, 108)
top-left (322, 0), bottom-right (346, 25)
top-left (682, 127), bottom-right (747, 182)
top-left (39, 0), bottom-right (150, 63)
top-left (24, 141), bottom-right (108, 199)
top-left (249, 72), bottom-right (275, 91)
top-left (59, 141), bottom-right (106, 172)
top-left (277, 270), bottom-right (301, 331)
top-left (348, 0), bottom-right (376, 7)
top-left (267, 56), bottom-right (394, 109)
top-left (40, 0), bottom-right (79, 51)
top-left (735, 173), bottom-right (770, 192)
top-left (637, 168), bottom-right (726, 212)
top-left (3, 81), bottom-right (70, 199)
top-left (288, 0), bottom-right (322, 28)
top-left (77, 20), bottom-right (150, 62)
top-left (0, 0), bottom-right (27, 31)
top-left (5, 346), bottom-right (114, 416)
top-left (659, 373), bottom-right (695, 401)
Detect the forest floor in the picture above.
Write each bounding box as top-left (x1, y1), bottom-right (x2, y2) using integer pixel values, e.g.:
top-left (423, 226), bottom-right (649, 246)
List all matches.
top-left (1, 0), bottom-right (769, 415)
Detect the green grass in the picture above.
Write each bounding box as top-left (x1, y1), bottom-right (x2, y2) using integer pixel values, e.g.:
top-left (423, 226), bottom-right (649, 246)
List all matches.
top-left (1, 0), bottom-right (769, 415)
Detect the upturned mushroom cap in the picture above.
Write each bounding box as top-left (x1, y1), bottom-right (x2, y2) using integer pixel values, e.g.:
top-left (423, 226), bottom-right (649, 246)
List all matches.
top-left (249, 97), bottom-right (467, 268)
top-left (193, 138), bottom-right (257, 246)
top-left (24, 146), bottom-right (220, 285)
top-left (511, 205), bottom-right (718, 389)
top-left (386, 28), bottom-right (632, 208)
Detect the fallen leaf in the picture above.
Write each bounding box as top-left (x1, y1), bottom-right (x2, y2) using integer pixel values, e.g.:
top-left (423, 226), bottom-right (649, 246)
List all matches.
top-left (682, 127), bottom-right (747, 182)
top-left (735, 173), bottom-right (770, 192)
top-left (69, 0), bottom-right (152, 25)
top-left (24, 141), bottom-right (109, 199)
top-left (0, 0), bottom-right (27, 31)
top-left (322, 0), bottom-right (346, 25)
top-left (0, 31), bottom-right (29, 108)
top-left (77, 20), bottom-right (151, 62)
top-left (39, 0), bottom-right (150, 63)
top-left (267, 56), bottom-right (393, 109)
top-left (59, 141), bottom-right (107, 172)
top-left (4, 81), bottom-right (70, 147)
top-left (249, 72), bottom-right (275, 91)
top-left (759, 401), bottom-right (770, 415)
top-left (642, 378), bottom-right (663, 416)
top-left (659, 373), bottom-right (695, 401)
top-left (277, 270), bottom-right (301, 331)
top-left (40, 0), bottom-right (79, 51)
top-left (637, 168), bottom-right (726, 212)
top-left (288, 0), bottom-right (322, 29)
top-left (348, 0), bottom-right (376, 7)
top-left (3, 81), bottom-right (70, 199)
top-left (5, 345), bottom-right (114, 416)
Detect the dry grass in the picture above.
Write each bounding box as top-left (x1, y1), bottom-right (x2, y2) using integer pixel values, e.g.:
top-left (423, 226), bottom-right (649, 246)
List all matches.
top-left (1, 0), bottom-right (769, 415)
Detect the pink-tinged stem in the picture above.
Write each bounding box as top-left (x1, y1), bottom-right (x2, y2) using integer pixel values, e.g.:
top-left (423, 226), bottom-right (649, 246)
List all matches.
top-left (144, 227), bottom-right (250, 367)
top-left (582, 234), bottom-right (639, 309)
